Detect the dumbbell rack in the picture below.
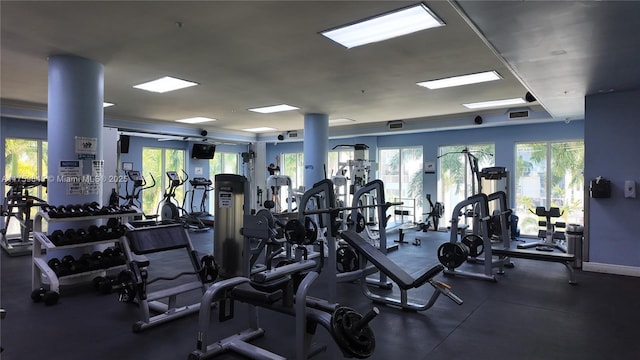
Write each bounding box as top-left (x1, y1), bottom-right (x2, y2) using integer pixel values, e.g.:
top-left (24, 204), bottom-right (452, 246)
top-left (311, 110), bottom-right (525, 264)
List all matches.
top-left (31, 209), bottom-right (140, 298)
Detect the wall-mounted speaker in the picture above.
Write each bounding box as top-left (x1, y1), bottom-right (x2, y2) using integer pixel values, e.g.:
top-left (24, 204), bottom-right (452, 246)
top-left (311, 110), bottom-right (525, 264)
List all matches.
top-left (119, 134), bottom-right (130, 154)
top-left (474, 115), bottom-right (483, 125)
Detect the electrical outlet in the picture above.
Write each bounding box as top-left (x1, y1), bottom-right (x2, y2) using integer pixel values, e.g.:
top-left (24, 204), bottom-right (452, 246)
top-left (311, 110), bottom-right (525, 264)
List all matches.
top-left (624, 180), bottom-right (636, 198)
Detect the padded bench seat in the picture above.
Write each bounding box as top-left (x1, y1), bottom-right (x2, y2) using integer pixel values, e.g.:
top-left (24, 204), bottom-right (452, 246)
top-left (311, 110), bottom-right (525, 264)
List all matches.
top-left (340, 230), bottom-right (443, 290)
top-left (491, 247), bottom-right (575, 263)
top-left (491, 246), bottom-right (577, 284)
top-left (126, 224), bottom-right (191, 254)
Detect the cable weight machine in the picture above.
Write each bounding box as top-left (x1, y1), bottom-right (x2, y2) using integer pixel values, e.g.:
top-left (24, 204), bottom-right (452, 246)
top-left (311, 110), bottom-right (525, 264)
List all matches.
top-left (1, 178), bottom-right (48, 256)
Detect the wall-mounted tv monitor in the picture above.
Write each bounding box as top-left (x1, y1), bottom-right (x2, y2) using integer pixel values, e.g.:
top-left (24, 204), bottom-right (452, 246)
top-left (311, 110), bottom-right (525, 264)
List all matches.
top-left (192, 143), bottom-right (216, 159)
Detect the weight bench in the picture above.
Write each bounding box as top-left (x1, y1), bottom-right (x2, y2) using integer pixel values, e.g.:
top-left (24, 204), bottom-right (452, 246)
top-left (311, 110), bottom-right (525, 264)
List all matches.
top-left (122, 223), bottom-right (212, 332)
top-left (491, 246), bottom-right (577, 284)
top-left (340, 230), bottom-right (463, 311)
top-left (191, 259), bottom-right (380, 360)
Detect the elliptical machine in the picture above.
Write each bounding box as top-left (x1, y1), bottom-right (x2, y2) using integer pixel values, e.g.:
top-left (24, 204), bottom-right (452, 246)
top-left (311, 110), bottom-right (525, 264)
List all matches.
top-left (158, 170), bottom-right (209, 232)
top-left (113, 170), bottom-right (158, 226)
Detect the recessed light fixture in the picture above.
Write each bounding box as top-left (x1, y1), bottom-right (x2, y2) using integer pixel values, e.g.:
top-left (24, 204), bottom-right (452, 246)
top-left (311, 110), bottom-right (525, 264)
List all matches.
top-left (329, 118), bottom-right (356, 125)
top-left (248, 104), bottom-right (299, 114)
top-left (103, 102), bottom-right (115, 108)
top-left (133, 76), bottom-right (198, 93)
top-left (463, 98), bottom-right (526, 109)
top-left (175, 117), bottom-right (216, 124)
top-left (320, 3), bottom-right (445, 49)
top-left (243, 127), bottom-right (278, 133)
top-left (417, 71), bottom-right (502, 89)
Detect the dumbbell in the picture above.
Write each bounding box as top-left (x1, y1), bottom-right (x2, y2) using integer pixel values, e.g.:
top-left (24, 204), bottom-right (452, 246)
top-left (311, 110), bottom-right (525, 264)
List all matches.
top-left (92, 275), bottom-right (116, 294)
top-left (93, 271), bottom-right (137, 302)
top-left (48, 230), bottom-right (69, 246)
top-left (87, 225), bottom-right (101, 242)
top-left (101, 247), bottom-right (126, 268)
top-left (84, 202), bottom-right (101, 215)
top-left (97, 225), bottom-right (110, 240)
top-left (111, 224), bottom-right (126, 239)
top-left (64, 229), bottom-right (80, 244)
top-left (30, 288), bottom-right (59, 306)
top-left (61, 254), bottom-right (86, 274)
top-left (48, 258), bottom-right (71, 277)
top-left (78, 252), bottom-right (103, 271)
top-left (75, 228), bottom-right (89, 244)
top-left (63, 204), bottom-right (84, 217)
top-left (44, 205), bottom-right (62, 218)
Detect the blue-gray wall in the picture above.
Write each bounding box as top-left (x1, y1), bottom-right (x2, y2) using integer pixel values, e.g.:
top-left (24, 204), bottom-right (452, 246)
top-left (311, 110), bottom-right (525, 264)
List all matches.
top-left (4, 110), bottom-right (639, 270)
top-left (585, 89), bottom-right (640, 267)
top-left (267, 121), bottom-right (584, 212)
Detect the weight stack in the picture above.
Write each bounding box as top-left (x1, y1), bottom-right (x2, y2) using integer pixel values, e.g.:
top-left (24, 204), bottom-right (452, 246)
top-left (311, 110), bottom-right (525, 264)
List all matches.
top-left (214, 174), bottom-right (250, 279)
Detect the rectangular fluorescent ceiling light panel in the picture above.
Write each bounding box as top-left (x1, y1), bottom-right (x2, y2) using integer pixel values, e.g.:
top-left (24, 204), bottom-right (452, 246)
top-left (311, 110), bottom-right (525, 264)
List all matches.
top-left (463, 98), bottom-right (526, 109)
top-left (243, 127), bottom-right (277, 133)
top-left (175, 117), bottom-right (216, 124)
top-left (103, 102), bottom-right (115, 108)
top-left (133, 76), bottom-right (198, 93)
top-left (329, 118), bottom-right (356, 125)
top-left (417, 71), bottom-right (502, 89)
top-left (248, 104), bottom-right (299, 114)
top-left (320, 3), bottom-right (444, 48)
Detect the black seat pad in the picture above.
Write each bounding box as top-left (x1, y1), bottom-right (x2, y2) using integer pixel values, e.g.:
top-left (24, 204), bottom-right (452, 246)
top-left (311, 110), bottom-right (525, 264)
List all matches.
top-left (341, 230), bottom-right (443, 290)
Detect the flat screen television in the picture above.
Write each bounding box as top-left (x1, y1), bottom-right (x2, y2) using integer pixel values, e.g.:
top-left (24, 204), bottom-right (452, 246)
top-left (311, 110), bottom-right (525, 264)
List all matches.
top-left (191, 143), bottom-right (216, 159)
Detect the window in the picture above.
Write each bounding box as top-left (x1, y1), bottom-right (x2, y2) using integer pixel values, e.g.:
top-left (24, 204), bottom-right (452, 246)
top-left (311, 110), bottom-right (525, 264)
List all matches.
top-left (379, 147), bottom-right (423, 222)
top-left (208, 151), bottom-right (239, 215)
top-left (328, 149), bottom-right (354, 206)
top-left (3, 138), bottom-right (48, 236)
top-left (514, 141), bottom-right (584, 236)
top-left (141, 147), bottom-right (185, 216)
top-left (437, 144), bottom-right (495, 229)
top-left (281, 152), bottom-right (304, 197)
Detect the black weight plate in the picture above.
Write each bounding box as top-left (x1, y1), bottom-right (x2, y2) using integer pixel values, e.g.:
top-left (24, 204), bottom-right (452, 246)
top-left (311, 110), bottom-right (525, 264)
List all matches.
top-left (336, 246), bottom-right (359, 273)
top-left (437, 242), bottom-right (468, 268)
top-left (331, 306), bottom-right (375, 359)
top-left (461, 234), bottom-right (484, 257)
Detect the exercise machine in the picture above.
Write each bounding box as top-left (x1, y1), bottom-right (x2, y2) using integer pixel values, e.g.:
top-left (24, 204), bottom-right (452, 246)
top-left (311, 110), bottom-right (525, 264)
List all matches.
top-left (436, 193), bottom-right (510, 282)
top-left (196, 174), bottom-right (380, 359)
top-left (437, 192), bottom-right (577, 284)
top-left (517, 206), bottom-right (567, 252)
top-left (106, 223), bottom-right (218, 332)
top-left (420, 194), bottom-right (444, 232)
top-left (340, 230), bottom-right (463, 311)
top-left (332, 144), bottom-right (374, 195)
top-left (301, 179), bottom-right (462, 311)
top-left (1, 178), bottom-right (48, 256)
top-left (265, 174), bottom-right (295, 213)
top-left (184, 177), bottom-right (214, 227)
top-left (350, 180), bottom-right (399, 252)
top-left (114, 170), bottom-right (159, 226)
top-left (190, 259), bottom-right (380, 359)
top-left (158, 171), bottom-right (209, 232)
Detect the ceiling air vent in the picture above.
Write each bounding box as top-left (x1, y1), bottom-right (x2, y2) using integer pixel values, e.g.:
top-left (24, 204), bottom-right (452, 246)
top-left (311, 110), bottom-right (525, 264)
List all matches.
top-left (508, 110), bottom-right (529, 119)
top-left (387, 120), bottom-right (404, 130)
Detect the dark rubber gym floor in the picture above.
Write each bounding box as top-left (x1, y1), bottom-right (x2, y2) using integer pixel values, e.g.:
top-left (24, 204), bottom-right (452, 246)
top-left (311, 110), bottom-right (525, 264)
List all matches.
top-left (2, 229), bottom-right (639, 360)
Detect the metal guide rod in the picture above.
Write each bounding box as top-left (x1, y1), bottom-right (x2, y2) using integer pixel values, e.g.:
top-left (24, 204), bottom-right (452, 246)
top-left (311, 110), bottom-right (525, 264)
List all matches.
top-left (303, 202), bottom-right (404, 215)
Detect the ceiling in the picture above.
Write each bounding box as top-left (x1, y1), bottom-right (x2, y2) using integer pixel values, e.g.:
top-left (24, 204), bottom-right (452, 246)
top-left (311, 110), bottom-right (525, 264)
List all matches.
top-left (1, 1), bottom-right (639, 141)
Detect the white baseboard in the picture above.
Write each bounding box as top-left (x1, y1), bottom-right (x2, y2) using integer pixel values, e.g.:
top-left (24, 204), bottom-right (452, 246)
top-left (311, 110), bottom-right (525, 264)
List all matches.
top-left (582, 262), bottom-right (640, 277)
